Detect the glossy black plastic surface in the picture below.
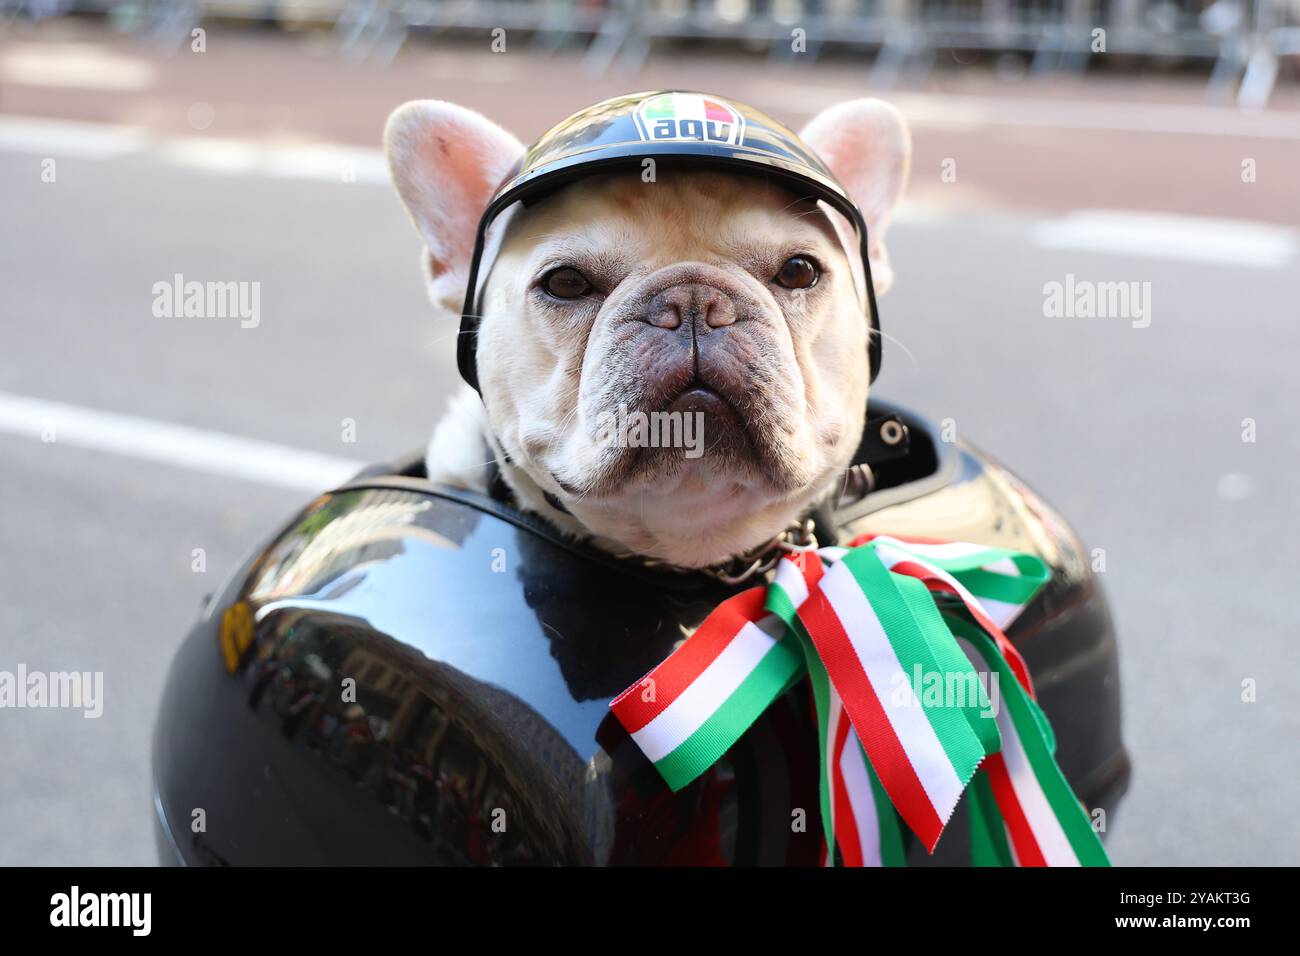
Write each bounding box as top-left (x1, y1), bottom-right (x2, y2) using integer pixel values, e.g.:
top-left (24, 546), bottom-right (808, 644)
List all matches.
top-left (153, 408), bottom-right (1128, 866)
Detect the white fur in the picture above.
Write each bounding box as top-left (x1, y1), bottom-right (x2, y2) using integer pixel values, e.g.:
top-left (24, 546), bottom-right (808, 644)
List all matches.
top-left (387, 96), bottom-right (911, 566)
top-left (425, 384), bottom-right (492, 490)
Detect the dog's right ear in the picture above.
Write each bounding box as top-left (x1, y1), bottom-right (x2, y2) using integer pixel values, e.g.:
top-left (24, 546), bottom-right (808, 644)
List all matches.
top-left (800, 99), bottom-right (911, 297)
top-left (384, 101), bottom-right (525, 313)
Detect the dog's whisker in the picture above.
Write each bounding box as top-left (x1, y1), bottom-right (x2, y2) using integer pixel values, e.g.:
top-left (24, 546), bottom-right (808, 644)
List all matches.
top-left (774, 195), bottom-right (822, 216)
top-left (870, 328), bottom-right (919, 367)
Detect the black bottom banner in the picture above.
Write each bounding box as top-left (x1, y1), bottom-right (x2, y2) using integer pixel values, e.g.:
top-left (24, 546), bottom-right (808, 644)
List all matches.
top-left (0, 866), bottom-right (1286, 941)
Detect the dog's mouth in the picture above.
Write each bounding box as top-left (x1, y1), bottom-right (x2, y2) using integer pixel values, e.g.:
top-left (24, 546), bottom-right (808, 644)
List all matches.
top-left (663, 381), bottom-right (741, 427)
top-left (552, 373), bottom-right (793, 501)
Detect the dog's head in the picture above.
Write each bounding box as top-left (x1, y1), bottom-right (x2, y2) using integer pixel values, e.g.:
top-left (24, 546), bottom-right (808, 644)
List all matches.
top-left (386, 96), bottom-right (910, 567)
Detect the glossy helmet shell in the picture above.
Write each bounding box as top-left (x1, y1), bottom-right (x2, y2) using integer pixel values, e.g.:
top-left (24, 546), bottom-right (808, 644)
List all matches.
top-left (456, 90), bottom-right (883, 392)
top-left (152, 404), bottom-right (1129, 865)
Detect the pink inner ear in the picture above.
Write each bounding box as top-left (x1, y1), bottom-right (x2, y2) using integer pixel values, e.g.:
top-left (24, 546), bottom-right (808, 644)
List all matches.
top-left (440, 131), bottom-right (507, 212)
top-left (387, 101), bottom-right (525, 281)
top-left (417, 128), bottom-right (505, 274)
top-left (799, 100), bottom-right (909, 240)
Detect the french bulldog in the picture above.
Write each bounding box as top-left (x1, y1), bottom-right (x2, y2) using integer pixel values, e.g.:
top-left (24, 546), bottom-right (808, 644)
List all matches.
top-left (384, 96), bottom-right (910, 570)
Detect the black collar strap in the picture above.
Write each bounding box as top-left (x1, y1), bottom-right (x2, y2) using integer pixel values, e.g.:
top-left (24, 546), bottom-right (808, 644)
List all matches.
top-left (484, 443), bottom-right (571, 516)
top-left (479, 413), bottom-right (910, 584)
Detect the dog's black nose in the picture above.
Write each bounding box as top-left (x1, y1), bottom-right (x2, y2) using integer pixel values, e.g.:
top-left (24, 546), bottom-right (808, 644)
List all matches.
top-left (641, 283), bottom-right (737, 331)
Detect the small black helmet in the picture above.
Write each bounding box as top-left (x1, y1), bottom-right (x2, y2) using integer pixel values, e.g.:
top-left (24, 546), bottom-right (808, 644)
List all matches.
top-left (457, 90), bottom-right (883, 393)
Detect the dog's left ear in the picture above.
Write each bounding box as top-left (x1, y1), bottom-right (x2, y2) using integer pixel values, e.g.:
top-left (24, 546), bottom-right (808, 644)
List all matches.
top-left (800, 99), bottom-right (911, 295)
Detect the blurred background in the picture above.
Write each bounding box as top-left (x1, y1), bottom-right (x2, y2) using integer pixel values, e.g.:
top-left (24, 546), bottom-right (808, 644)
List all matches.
top-left (1, 1), bottom-right (1297, 866)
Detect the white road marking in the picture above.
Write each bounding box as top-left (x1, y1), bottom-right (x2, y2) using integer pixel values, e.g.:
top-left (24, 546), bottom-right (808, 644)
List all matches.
top-left (0, 116), bottom-right (391, 183)
top-left (0, 116), bottom-right (151, 159)
top-left (0, 391), bottom-right (367, 492)
top-left (1031, 209), bottom-right (1298, 268)
top-left (153, 138), bottom-right (390, 184)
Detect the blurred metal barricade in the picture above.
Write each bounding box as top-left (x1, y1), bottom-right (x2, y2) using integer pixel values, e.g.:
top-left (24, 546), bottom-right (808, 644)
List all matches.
top-left (602, 1), bottom-right (1222, 69)
top-left (5, 0), bottom-right (1294, 103)
top-left (1216, 0), bottom-right (1300, 106)
top-left (581, 0), bottom-right (1295, 102)
top-left (0, 0), bottom-right (204, 43)
top-left (336, 0), bottom-right (612, 64)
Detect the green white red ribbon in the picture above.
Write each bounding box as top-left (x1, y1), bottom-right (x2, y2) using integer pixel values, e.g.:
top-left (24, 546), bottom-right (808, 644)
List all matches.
top-left (609, 533), bottom-right (1109, 866)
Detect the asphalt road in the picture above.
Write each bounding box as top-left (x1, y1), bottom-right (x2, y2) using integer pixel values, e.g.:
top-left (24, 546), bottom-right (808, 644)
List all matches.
top-left (1, 28), bottom-right (1298, 867)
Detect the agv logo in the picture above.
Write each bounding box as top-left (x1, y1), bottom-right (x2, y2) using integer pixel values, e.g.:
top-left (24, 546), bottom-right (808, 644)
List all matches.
top-left (634, 93), bottom-right (745, 146)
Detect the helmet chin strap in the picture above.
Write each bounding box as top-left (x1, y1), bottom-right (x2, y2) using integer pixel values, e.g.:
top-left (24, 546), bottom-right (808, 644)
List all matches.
top-left (468, 220), bottom-right (577, 520)
top-left (469, 202), bottom-right (520, 323)
top-left (817, 199), bottom-right (869, 309)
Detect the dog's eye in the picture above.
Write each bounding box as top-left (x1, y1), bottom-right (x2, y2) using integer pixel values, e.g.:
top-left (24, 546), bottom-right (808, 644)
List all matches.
top-left (541, 267), bottom-right (592, 300)
top-left (775, 256), bottom-right (819, 290)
